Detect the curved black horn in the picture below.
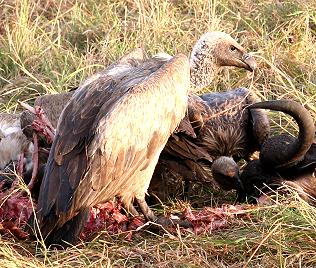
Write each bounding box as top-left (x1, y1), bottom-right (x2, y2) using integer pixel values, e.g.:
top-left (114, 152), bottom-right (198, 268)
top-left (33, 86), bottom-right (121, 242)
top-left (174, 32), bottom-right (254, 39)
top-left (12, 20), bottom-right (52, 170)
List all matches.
top-left (248, 100), bottom-right (315, 169)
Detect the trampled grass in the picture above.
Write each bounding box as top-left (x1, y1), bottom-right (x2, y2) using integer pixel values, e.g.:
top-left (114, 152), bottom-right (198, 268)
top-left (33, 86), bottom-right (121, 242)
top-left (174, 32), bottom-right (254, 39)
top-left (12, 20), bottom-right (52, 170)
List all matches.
top-left (0, 0), bottom-right (316, 267)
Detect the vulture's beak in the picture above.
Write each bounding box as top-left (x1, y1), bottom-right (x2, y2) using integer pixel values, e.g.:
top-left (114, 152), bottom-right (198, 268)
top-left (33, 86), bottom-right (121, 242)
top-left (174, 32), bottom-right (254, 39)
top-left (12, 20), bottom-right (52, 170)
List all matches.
top-left (242, 53), bottom-right (256, 72)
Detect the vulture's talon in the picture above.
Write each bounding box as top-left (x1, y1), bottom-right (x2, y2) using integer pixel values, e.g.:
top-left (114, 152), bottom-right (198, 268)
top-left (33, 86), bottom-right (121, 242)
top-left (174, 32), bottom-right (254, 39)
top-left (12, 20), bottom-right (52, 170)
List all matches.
top-left (125, 203), bottom-right (140, 217)
top-left (135, 198), bottom-right (157, 222)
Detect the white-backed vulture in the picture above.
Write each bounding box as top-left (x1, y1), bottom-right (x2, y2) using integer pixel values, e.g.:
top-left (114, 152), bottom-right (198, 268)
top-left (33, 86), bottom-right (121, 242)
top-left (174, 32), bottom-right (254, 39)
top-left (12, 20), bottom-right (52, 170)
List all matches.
top-left (36, 53), bottom-right (190, 247)
top-left (33, 32), bottom-right (257, 247)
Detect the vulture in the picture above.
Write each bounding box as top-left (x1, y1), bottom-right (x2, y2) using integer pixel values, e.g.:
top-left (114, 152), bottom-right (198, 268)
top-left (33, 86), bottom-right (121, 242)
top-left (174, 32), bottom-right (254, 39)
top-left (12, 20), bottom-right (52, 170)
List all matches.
top-left (0, 90), bottom-right (72, 173)
top-left (236, 100), bottom-right (316, 202)
top-left (0, 112), bottom-right (32, 171)
top-left (33, 31), bottom-right (258, 247)
top-left (0, 91), bottom-right (68, 192)
top-left (0, 110), bottom-right (53, 196)
top-left (151, 87), bottom-right (269, 201)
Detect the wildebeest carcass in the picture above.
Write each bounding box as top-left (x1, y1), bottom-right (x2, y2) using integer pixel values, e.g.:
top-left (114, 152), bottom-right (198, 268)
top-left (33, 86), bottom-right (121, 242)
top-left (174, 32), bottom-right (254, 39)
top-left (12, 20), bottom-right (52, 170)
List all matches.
top-left (239, 100), bottom-right (316, 203)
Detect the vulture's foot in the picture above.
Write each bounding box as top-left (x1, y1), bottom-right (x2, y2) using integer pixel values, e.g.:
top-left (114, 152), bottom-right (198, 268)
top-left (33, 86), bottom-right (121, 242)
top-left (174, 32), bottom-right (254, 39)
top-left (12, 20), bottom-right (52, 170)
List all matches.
top-left (135, 197), bottom-right (157, 222)
top-left (125, 203), bottom-right (140, 217)
top-left (134, 198), bottom-right (193, 228)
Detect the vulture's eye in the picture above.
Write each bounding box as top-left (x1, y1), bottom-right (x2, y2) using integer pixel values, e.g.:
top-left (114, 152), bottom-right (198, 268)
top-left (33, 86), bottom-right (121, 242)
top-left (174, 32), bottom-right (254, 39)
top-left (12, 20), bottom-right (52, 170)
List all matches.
top-left (230, 45), bottom-right (237, 51)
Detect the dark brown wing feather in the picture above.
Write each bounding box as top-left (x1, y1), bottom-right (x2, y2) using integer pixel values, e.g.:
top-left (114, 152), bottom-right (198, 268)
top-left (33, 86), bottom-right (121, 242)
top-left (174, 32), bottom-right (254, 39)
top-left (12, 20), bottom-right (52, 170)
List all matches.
top-left (150, 88), bottom-right (268, 200)
top-left (31, 48), bottom-right (146, 130)
top-left (175, 115), bottom-right (197, 138)
top-left (198, 87), bottom-right (267, 159)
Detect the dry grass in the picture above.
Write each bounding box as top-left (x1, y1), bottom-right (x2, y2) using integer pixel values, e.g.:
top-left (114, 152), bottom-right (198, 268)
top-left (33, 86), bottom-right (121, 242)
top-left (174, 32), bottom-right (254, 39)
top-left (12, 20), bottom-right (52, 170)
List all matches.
top-left (1, 195), bottom-right (316, 267)
top-left (0, 0), bottom-right (316, 267)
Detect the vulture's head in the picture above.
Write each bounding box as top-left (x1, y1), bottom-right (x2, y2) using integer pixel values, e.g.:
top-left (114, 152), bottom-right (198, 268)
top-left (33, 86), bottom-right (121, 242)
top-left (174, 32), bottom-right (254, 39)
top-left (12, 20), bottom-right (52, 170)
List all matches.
top-left (190, 31), bottom-right (256, 90)
top-left (191, 31), bottom-right (256, 71)
top-left (211, 156), bottom-right (245, 198)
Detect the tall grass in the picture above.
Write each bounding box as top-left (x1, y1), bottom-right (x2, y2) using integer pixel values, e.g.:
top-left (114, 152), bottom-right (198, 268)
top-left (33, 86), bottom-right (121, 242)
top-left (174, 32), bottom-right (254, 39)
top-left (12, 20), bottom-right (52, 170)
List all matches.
top-left (0, 0), bottom-right (316, 267)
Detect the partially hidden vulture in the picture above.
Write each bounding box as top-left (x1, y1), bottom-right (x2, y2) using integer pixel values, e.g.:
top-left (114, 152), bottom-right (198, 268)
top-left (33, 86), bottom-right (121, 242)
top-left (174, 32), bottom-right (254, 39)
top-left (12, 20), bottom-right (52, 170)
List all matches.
top-left (0, 93), bottom-right (68, 192)
top-left (0, 112), bottom-right (32, 171)
top-left (0, 90), bottom-right (72, 173)
top-left (239, 100), bottom-right (316, 202)
top-left (32, 31), bottom-right (257, 247)
top-left (151, 87), bottom-right (269, 201)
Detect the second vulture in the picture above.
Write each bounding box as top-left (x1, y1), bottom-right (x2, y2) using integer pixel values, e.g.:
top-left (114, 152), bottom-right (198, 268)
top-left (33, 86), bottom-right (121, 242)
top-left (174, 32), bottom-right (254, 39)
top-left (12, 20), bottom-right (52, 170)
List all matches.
top-left (150, 87), bottom-right (270, 201)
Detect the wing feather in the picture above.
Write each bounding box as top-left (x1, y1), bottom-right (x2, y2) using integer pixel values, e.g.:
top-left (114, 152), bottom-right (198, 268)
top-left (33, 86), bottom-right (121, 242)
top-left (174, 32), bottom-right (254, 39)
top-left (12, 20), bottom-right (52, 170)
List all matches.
top-left (38, 54), bottom-right (190, 234)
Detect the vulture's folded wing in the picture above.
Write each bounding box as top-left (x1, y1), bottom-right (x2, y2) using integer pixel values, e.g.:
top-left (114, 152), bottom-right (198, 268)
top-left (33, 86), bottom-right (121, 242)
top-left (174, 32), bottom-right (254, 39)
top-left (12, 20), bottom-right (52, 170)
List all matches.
top-left (37, 54), bottom-right (190, 235)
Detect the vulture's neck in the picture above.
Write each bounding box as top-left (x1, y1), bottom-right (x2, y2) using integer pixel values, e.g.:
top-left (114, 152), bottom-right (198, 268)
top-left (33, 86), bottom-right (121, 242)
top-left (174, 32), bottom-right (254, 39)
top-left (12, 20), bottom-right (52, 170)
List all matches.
top-left (189, 50), bottom-right (219, 91)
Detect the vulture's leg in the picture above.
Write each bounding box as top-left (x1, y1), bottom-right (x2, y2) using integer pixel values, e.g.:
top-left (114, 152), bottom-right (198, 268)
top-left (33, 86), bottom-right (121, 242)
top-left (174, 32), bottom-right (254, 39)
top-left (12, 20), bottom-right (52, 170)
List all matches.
top-left (135, 197), bottom-right (157, 221)
top-left (136, 197), bottom-right (193, 228)
top-left (124, 202), bottom-right (139, 217)
top-left (28, 133), bottom-right (38, 191)
top-left (17, 152), bottom-right (25, 176)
